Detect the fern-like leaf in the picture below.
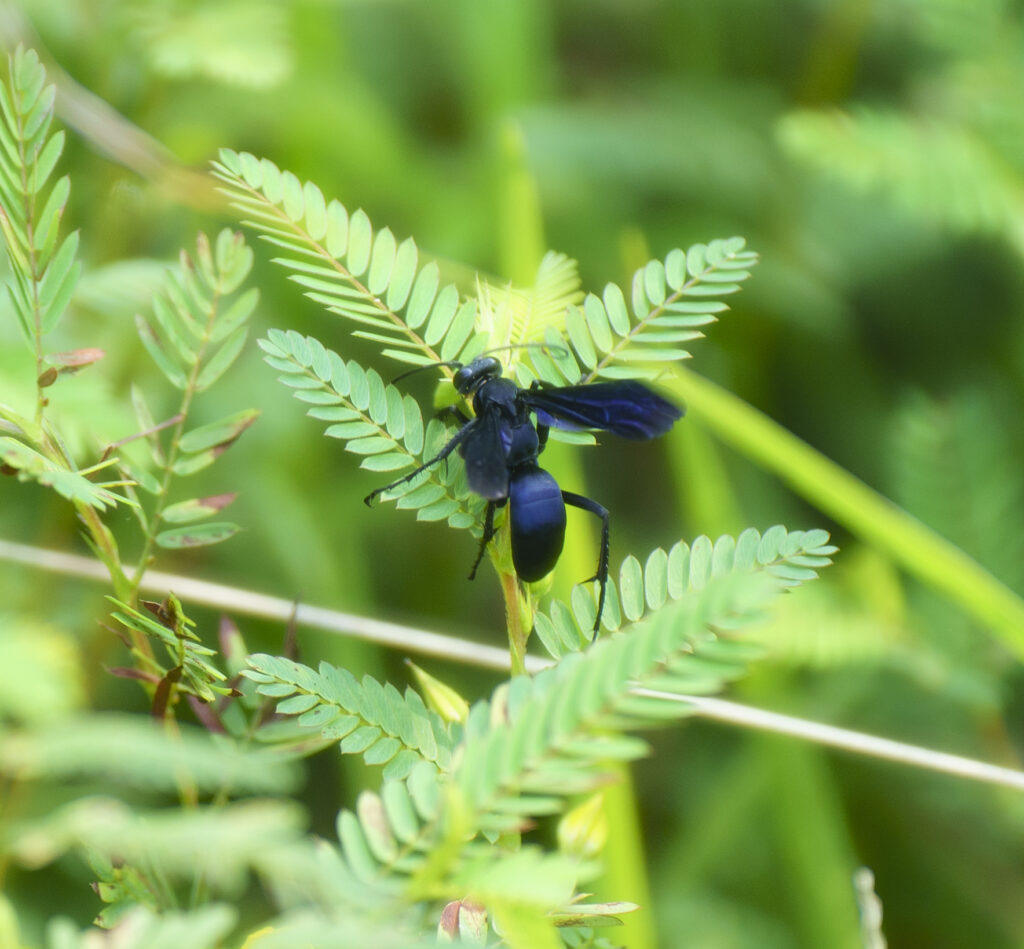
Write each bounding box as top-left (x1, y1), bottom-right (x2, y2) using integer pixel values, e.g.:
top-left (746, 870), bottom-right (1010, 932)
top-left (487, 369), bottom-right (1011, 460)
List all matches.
top-left (212, 149), bottom-right (489, 368)
top-left (10, 797), bottom-right (303, 892)
top-left (317, 549), bottom-right (832, 897)
top-left (0, 713), bottom-right (299, 794)
top-left (456, 574), bottom-right (780, 835)
top-left (46, 906), bottom-right (238, 949)
top-left (108, 594), bottom-right (234, 703)
top-left (297, 575), bottom-right (785, 935)
top-left (0, 437), bottom-right (132, 510)
top-left (0, 47), bottom-right (80, 352)
top-left (135, 230), bottom-right (257, 396)
top-left (509, 239), bottom-right (758, 387)
top-left (126, 230), bottom-right (258, 563)
top-left (233, 533), bottom-right (835, 941)
top-left (258, 328), bottom-right (486, 527)
top-left (888, 387), bottom-right (1024, 593)
top-left (243, 654), bottom-right (456, 779)
top-left (534, 525), bottom-right (837, 658)
top-left (777, 108), bottom-right (1022, 242)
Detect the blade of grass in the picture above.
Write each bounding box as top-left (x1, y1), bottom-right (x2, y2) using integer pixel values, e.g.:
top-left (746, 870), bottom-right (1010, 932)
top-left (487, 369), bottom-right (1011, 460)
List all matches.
top-left (670, 365), bottom-right (1024, 659)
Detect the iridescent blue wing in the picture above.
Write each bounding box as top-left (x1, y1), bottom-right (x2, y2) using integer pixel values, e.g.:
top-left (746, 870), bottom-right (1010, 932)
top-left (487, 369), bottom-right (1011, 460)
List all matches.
top-left (458, 407), bottom-right (510, 500)
top-left (523, 381), bottom-right (683, 440)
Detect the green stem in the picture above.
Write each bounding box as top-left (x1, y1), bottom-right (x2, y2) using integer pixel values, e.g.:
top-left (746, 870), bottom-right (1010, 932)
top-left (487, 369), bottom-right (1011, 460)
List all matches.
top-left (501, 571), bottom-right (529, 675)
top-left (672, 365), bottom-right (1024, 658)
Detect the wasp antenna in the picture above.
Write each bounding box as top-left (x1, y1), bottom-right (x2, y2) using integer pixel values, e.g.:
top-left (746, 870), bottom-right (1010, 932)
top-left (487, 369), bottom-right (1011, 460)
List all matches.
top-left (391, 360), bottom-right (463, 385)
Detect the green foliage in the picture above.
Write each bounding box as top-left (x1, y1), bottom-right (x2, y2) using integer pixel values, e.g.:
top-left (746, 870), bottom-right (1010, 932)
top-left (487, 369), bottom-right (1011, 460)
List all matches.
top-left (888, 387), bottom-right (1024, 593)
top-left (245, 152), bottom-right (757, 569)
top-left (778, 108), bottom-right (1023, 240)
top-left (0, 713), bottom-right (298, 795)
top-left (205, 152), bottom-right (835, 944)
top-left (214, 149), bottom-right (755, 385)
top-left (244, 653), bottom-right (456, 779)
top-left (11, 797), bottom-right (305, 890)
top-left (131, 0), bottom-right (292, 89)
top-left (108, 594), bottom-right (234, 705)
top-left (126, 229), bottom-right (258, 558)
top-left (0, 437), bottom-right (130, 509)
top-left (0, 46), bottom-right (136, 514)
top-left (535, 526), bottom-right (837, 658)
top-left (0, 46), bottom-right (79, 352)
top-left (89, 851), bottom-right (160, 927)
top-left (258, 327), bottom-right (484, 526)
top-left (9, 4), bottom-right (1024, 944)
top-left (778, 0), bottom-right (1024, 260)
top-left (212, 148), bottom-right (490, 369)
top-left (46, 905), bottom-right (238, 949)
top-left (557, 240), bottom-right (757, 385)
top-left (133, 229), bottom-right (256, 396)
top-left (244, 534), bottom-right (832, 941)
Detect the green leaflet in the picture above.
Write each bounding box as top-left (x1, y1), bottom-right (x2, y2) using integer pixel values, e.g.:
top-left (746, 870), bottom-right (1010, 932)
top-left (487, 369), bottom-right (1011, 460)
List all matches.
top-left (243, 653), bottom-right (455, 778)
top-left (0, 49), bottom-right (77, 348)
top-left (0, 714), bottom-right (299, 794)
top-left (315, 561), bottom-right (832, 911)
top-left (161, 493), bottom-right (237, 524)
top-left (535, 526), bottom-right (836, 658)
top-left (178, 409), bottom-right (261, 453)
top-left (155, 522), bottom-right (241, 549)
top-left (0, 438), bottom-right (131, 510)
top-left (108, 596), bottom-right (233, 703)
top-left (212, 149), bottom-right (488, 368)
top-left (137, 231), bottom-right (258, 391)
top-left (258, 329), bottom-right (485, 532)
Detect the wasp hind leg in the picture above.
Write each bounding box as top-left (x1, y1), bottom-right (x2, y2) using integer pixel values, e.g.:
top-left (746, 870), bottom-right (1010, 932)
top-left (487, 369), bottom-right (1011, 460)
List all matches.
top-left (561, 491), bottom-right (609, 638)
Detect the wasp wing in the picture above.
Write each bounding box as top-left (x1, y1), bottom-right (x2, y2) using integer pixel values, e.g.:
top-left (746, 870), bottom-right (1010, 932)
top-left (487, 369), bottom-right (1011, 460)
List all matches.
top-left (458, 407), bottom-right (510, 500)
top-left (523, 381), bottom-right (683, 440)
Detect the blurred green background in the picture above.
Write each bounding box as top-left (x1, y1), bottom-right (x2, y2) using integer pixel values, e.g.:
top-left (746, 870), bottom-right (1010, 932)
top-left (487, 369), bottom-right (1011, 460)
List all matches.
top-left (2, 0), bottom-right (1024, 946)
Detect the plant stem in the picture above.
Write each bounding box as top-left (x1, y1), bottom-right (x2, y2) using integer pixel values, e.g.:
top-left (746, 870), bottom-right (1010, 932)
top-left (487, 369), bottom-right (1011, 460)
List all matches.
top-left (501, 570), bottom-right (529, 675)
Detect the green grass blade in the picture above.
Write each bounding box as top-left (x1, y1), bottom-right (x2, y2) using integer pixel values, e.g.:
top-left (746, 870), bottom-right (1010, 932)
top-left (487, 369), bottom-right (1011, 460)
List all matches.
top-left (671, 364), bottom-right (1024, 657)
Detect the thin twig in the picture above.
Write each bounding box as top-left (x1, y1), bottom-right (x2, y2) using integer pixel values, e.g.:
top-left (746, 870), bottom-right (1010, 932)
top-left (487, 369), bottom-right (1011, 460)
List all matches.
top-left (2, 537), bottom-right (1024, 792)
top-left (98, 413), bottom-right (184, 463)
top-left (634, 688), bottom-right (1024, 791)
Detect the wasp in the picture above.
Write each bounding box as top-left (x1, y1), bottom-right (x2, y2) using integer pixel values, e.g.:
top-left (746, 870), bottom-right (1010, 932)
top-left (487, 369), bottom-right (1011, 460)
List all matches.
top-left (365, 355), bottom-right (682, 632)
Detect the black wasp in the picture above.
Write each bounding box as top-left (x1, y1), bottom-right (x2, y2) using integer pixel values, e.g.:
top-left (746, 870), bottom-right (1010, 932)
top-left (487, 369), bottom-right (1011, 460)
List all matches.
top-left (364, 354), bottom-right (683, 633)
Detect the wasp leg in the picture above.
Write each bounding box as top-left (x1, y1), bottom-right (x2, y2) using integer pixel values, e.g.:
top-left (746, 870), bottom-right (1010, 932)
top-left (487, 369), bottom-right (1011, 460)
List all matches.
top-left (561, 491), bottom-right (610, 638)
top-left (363, 421), bottom-right (475, 506)
top-left (468, 501), bottom-right (498, 580)
top-left (433, 407), bottom-right (471, 477)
